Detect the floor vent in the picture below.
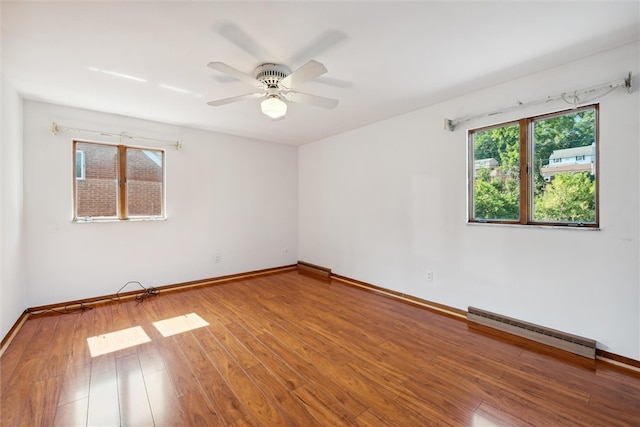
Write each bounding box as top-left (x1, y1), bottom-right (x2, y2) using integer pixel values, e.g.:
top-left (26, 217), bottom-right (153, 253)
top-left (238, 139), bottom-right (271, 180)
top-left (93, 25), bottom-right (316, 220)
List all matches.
top-left (467, 306), bottom-right (596, 359)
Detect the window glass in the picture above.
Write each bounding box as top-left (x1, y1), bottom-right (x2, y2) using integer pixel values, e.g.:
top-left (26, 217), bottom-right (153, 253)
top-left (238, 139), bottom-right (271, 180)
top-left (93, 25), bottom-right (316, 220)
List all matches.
top-left (470, 123), bottom-right (520, 221)
top-left (533, 108), bottom-right (596, 224)
top-left (75, 142), bottom-right (118, 219)
top-left (76, 150), bottom-right (85, 180)
top-left (126, 148), bottom-right (164, 217)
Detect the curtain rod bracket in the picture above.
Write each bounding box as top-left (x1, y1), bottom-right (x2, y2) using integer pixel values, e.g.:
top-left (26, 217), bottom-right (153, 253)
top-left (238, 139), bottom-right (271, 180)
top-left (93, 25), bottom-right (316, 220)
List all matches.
top-left (444, 118), bottom-right (455, 132)
top-left (625, 72), bottom-right (632, 94)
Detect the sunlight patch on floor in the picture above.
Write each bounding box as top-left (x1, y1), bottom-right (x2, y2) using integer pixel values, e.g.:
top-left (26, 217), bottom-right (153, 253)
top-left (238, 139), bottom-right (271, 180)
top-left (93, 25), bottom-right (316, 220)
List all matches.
top-left (152, 313), bottom-right (209, 337)
top-left (87, 326), bottom-right (151, 357)
top-left (471, 412), bottom-right (503, 427)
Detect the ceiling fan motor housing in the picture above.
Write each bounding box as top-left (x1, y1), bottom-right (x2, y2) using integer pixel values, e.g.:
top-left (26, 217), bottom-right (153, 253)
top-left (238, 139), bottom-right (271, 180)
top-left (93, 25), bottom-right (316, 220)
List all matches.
top-left (255, 63), bottom-right (290, 87)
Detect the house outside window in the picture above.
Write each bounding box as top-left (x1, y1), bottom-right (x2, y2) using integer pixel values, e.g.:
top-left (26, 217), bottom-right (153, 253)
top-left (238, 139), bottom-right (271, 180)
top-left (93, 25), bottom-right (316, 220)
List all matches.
top-left (540, 144), bottom-right (595, 182)
top-left (73, 141), bottom-right (165, 221)
top-left (468, 105), bottom-right (598, 226)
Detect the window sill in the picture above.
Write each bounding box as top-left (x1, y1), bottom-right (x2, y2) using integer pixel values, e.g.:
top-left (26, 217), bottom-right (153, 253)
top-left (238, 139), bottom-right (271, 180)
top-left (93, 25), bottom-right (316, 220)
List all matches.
top-left (467, 222), bottom-right (600, 231)
top-left (73, 217), bottom-right (167, 223)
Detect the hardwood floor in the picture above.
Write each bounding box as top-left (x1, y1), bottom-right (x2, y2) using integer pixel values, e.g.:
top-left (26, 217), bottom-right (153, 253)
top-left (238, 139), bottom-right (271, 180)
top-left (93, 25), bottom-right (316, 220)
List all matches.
top-left (1, 270), bottom-right (639, 426)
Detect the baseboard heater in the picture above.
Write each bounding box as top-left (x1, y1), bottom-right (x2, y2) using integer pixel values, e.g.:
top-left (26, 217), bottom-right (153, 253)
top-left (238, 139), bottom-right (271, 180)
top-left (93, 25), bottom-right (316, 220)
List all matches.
top-left (467, 306), bottom-right (596, 359)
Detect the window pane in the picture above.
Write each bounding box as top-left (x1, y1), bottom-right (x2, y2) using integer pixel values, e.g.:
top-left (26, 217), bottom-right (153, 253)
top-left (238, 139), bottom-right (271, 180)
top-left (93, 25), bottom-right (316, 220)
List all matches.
top-left (75, 142), bottom-right (118, 218)
top-left (76, 151), bottom-right (85, 180)
top-left (471, 123), bottom-right (520, 221)
top-left (533, 108), bottom-right (596, 223)
top-left (126, 148), bottom-right (163, 217)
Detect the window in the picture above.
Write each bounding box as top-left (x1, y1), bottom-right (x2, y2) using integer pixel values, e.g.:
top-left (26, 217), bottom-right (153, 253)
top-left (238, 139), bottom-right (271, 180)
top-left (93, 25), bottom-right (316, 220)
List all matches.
top-left (73, 141), bottom-right (165, 221)
top-left (468, 105), bottom-right (598, 227)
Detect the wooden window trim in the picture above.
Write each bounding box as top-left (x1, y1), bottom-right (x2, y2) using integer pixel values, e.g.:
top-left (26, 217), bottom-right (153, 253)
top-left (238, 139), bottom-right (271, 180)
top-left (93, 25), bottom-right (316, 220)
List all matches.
top-left (118, 145), bottom-right (127, 219)
top-left (519, 118), bottom-right (529, 225)
top-left (468, 105), bottom-right (599, 228)
top-left (73, 140), bottom-right (165, 222)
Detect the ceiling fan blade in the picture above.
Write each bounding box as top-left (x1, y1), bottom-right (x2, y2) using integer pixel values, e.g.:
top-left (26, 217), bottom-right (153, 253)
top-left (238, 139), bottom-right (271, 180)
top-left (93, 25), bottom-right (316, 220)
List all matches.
top-left (314, 76), bottom-right (354, 89)
top-left (207, 62), bottom-right (263, 88)
top-left (288, 30), bottom-right (347, 65)
top-left (207, 92), bottom-right (264, 106)
top-left (215, 22), bottom-right (272, 60)
top-left (285, 92), bottom-right (338, 109)
top-left (280, 60), bottom-right (327, 89)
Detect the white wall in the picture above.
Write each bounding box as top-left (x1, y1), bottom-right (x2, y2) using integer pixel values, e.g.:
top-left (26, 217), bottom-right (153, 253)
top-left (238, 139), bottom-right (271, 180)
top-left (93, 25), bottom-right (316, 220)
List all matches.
top-left (23, 101), bottom-right (298, 307)
top-left (299, 42), bottom-right (640, 360)
top-left (1, 77), bottom-right (27, 340)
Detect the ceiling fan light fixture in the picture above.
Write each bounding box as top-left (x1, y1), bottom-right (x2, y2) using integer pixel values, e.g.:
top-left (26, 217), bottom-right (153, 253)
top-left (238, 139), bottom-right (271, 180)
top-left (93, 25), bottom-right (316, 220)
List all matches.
top-left (261, 95), bottom-right (287, 119)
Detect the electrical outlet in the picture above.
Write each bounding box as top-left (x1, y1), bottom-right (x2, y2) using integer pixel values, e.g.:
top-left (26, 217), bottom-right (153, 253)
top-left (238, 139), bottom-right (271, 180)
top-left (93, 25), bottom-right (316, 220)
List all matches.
top-left (426, 271), bottom-right (434, 282)
top-left (215, 253), bottom-right (221, 264)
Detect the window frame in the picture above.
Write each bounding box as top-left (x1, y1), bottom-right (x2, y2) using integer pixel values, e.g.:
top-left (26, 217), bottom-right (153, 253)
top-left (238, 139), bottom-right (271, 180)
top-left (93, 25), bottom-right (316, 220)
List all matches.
top-left (467, 104), bottom-right (599, 228)
top-left (73, 140), bottom-right (166, 222)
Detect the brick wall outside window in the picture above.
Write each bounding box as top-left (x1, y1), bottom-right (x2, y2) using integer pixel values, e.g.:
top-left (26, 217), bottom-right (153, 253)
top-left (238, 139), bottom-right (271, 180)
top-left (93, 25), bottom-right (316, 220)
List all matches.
top-left (127, 148), bottom-right (163, 216)
top-left (75, 142), bottom-right (163, 219)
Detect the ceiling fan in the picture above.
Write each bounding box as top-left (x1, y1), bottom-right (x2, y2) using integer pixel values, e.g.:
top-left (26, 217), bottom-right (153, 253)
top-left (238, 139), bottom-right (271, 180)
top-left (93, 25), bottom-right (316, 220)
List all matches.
top-left (207, 60), bottom-right (339, 120)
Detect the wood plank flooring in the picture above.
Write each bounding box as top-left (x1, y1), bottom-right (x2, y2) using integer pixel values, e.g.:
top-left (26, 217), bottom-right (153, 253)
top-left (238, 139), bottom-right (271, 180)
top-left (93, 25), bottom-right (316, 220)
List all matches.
top-left (1, 270), bottom-right (639, 426)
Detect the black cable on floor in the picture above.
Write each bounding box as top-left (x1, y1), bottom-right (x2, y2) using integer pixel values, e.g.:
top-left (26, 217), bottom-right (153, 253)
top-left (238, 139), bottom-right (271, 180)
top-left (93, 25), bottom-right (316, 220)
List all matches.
top-left (28, 280), bottom-right (160, 316)
top-left (117, 280), bottom-right (160, 304)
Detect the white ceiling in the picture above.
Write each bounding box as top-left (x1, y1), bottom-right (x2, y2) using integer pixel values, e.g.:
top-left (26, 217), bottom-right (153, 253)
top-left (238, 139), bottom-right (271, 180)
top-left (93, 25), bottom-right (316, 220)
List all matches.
top-left (2, 1), bottom-right (639, 145)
